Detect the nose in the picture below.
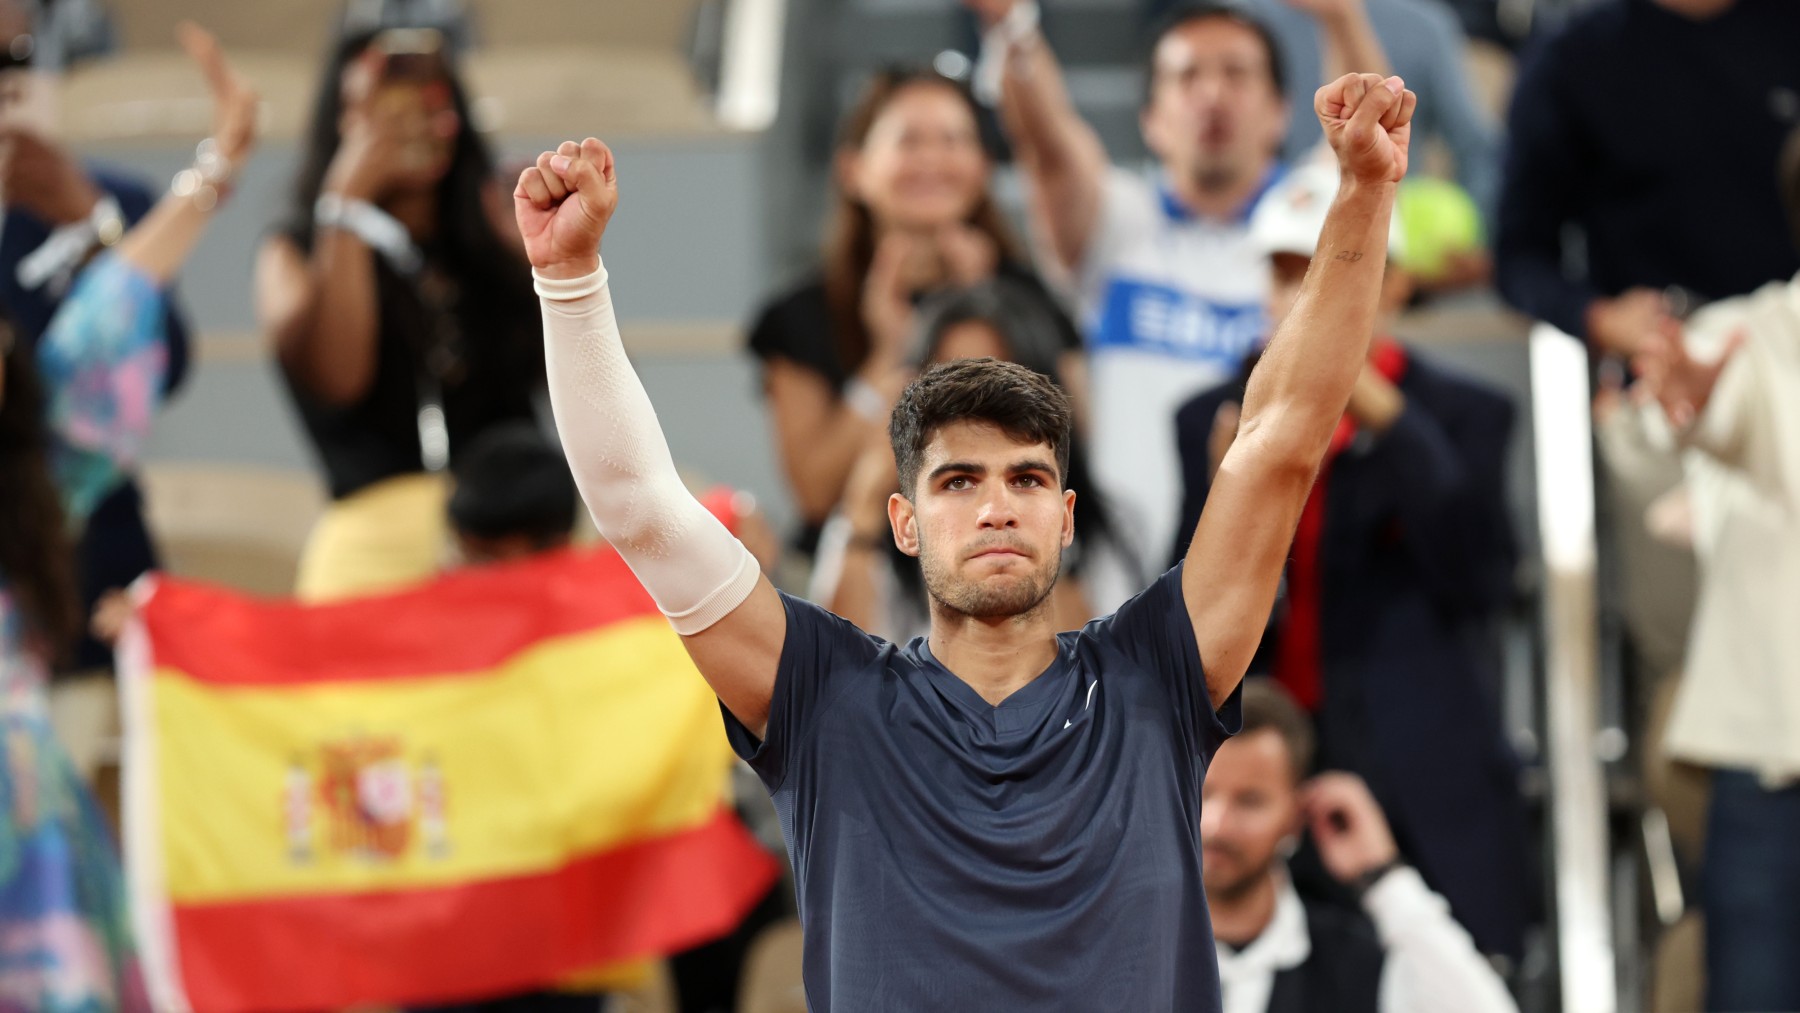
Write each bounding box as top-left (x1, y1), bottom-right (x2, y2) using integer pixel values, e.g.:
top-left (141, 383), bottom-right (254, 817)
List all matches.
top-left (1199, 800), bottom-right (1225, 841)
top-left (975, 484), bottom-right (1021, 530)
top-left (1189, 69), bottom-right (1227, 109)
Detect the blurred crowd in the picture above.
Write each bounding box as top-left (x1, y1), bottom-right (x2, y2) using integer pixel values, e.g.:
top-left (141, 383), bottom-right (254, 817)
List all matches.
top-left (0, 0), bottom-right (1796, 1009)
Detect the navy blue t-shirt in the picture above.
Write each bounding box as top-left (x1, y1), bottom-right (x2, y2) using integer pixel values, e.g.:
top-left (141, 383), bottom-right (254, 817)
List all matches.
top-left (722, 565), bottom-right (1243, 1011)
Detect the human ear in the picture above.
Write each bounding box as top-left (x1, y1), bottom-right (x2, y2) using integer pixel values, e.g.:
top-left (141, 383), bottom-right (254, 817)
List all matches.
top-left (890, 492), bottom-right (921, 557)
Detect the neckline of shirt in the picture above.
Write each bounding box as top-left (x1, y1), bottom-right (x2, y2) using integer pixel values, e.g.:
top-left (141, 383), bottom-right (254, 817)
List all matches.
top-left (911, 633), bottom-right (1074, 734)
top-left (1157, 161), bottom-right (1290, 227)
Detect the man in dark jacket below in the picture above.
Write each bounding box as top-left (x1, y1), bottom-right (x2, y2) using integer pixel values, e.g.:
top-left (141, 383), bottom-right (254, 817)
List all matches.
top-left (1206, 679), bottom-right (1516, 1013)
top-left (1175, 163), bottom-right (1527, 959)
top-left (1494, 0), bottom-right (1800, 354)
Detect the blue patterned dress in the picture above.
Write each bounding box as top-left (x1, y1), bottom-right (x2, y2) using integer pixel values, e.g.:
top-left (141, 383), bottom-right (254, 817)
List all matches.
top-left (0, 254), bottom-right (163, 1012)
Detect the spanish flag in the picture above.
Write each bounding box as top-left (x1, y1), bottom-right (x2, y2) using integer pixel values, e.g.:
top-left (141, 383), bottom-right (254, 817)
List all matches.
top-left (118, 543), bottom-right (781, 1012)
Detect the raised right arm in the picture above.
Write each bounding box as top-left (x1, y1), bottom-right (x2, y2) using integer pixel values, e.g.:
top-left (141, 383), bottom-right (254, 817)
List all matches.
top-left (968, 0), bottom-right (1109, 273)
top-left (518, 138), bottom-right (785, 737)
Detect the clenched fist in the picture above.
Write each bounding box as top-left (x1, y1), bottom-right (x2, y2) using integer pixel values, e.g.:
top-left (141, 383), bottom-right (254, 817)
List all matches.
top-left (1316, 73), bottom-right (1416, 186)
top-left (513, 137), bottom-right (618, 279)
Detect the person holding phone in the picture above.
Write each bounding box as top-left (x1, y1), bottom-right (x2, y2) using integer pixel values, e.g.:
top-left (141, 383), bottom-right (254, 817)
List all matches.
top-left (257, 26), bottom-right (541, 602)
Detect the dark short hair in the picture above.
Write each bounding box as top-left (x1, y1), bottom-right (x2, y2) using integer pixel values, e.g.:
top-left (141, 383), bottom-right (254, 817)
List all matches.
top-left (1238, 678), bottom-right (1315, 783)
top-left (1142, 0), bottom-right (1287, 107)
top-left (889, 357), bottom-right (1073, 497)
top-left (1781, 125), bottom-right (1800, 252)
top-left (448, 422), bottom-right (579, 546)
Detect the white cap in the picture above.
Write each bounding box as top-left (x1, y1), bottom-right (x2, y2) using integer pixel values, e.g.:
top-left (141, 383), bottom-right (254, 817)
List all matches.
top-left (1248, 163), bottom-right (1407, 262)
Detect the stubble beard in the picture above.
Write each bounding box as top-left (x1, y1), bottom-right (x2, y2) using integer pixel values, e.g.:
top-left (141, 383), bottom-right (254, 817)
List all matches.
top-left (919, 536), bottom-right (1062, 622)
top-left (1189, 157), bottom-right (1246, 196)
top-left (1204, 850), bottom-right (1275, 904)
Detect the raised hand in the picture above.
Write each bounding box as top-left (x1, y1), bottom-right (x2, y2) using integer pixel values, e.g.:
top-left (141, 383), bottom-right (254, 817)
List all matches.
top-left (937, 223), bottom-right (999, 288)
top-left (961, 0), bottom-right (1020, 29)
top-left (1345, 361), bottom-right (1404, 433)
top-left (1282, 0), bottom-right (1365, 20)
top-left (178, 22), bottom-right (259, 171)
top-left (1634, 326), bottom-right (1745, 430)
top-left (1316, 73), bottom-right (1415, 185)
top-left (514, 137), bottom-right (618, 279)
top-left (1301, 772), bottom-right (1400, 885)
top-left (845, 432), bottom-right (902, 540)
top-left (861, 233), bottom-right (920, 366)
top-left (326, 47), bottom-right (458, 200)
top-left (1588, 287), bottom-right (1679, 357)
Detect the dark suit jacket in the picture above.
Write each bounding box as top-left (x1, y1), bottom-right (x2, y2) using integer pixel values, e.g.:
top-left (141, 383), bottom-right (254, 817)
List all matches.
top-left (1173, 348), bottom-right (1529, 959)
top-left (1, 165), bottom-right (191, 668)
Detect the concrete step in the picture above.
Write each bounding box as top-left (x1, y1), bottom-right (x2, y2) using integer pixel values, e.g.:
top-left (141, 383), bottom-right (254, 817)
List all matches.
top-left (116, 0), bottom-right (700, 55)
top-left (57, 44), bottom-right (722, 145)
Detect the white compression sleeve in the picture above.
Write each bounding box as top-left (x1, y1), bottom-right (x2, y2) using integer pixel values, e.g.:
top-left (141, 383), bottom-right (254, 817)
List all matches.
top-left (536, 262), bottom-right (760, 634)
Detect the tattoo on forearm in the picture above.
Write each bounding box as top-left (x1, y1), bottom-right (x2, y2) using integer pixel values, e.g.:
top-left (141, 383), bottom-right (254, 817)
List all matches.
top-left (1333, 251), bottom-right (1364, 262)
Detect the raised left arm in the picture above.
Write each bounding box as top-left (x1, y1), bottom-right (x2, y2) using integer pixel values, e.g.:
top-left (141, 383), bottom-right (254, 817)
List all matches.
top-left (40, 22), bottom-right (256, 522)
top-left (1180, 73), bottom-right (1414, 709)
top-left (1294, 0), bottom-right (1393, 84)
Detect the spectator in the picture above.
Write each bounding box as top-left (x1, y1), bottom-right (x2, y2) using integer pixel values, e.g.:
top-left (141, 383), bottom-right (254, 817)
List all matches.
top-left (746, 67), bottom-right (1085, 558)
top-left (965, 0), bottom-right (1386, 564)
top-left (1495, 0), bottom-right (1800, 354)
top-left (422, 427), bottom-right (608, 1012)
top-left (1204, 680), bottom-right (1517, 1013)
top-left (446, 422), bottom-right (577, 566)
top-left (257, 25), bottom-right (542, 602)
top-left (0, 23), bottom-right (254, 1008)
top-left (1174, 164), bottom-right (1528, 958)
top-left (1245, 0), bottom-right (1502, 227)
top-left (810, 278), bottom-right (1149, 639)
top-left (0, 0), bottom-right (192, 669)
top-left (1636, 125), bottom-right (1800, 1013)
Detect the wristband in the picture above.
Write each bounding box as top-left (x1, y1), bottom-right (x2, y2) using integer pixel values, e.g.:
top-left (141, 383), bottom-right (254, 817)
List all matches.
top-left (315, 192), bottom-right (423, 276)
top-left (14, 194), bottom-right (125, 293)
top-left (1349, 857), bottom-right (1406, 901)
top-left (169, 137), bottom-right (236, 212)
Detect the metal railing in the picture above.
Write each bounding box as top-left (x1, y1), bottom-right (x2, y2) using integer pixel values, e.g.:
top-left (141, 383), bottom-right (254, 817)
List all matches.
top-left (1529, 322), bottom-right (1618, 1013)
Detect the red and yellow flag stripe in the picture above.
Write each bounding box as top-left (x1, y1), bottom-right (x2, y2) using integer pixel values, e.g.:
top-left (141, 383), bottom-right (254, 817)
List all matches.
top-left (123, 544), bottom-right (779, 1012)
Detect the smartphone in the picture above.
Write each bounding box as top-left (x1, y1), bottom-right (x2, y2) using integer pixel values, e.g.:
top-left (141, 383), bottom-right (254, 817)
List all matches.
top-left (376, 28), bottom-right (446, 84)
top-left (370, 28), bottom-right (452, 173)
